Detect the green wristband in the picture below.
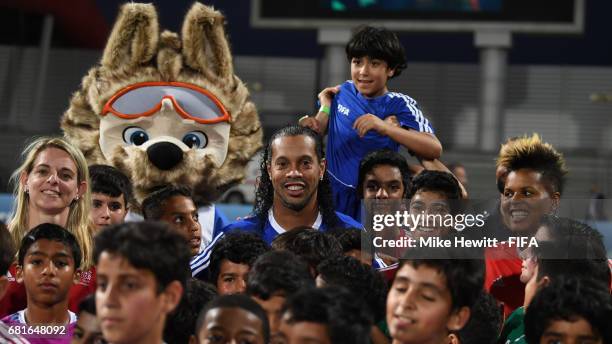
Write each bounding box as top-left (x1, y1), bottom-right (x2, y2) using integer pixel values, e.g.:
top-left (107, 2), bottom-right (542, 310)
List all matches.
top-left (319, 105), bottom-right (330, 115)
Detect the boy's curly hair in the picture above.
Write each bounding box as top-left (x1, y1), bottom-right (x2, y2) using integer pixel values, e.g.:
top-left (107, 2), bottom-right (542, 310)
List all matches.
top-left (496, 134), bottom-right (567, 194)
top-left (525, 277), bottom-right (612, 344)
top-left (317, 255), bottom-right (388, 323)
top-left (207, 232), bottom-right (270, 284)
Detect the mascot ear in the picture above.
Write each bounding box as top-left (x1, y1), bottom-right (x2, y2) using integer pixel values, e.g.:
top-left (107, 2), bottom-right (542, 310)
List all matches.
top-left (181, 3), bottom-right (234, 83)
top-left (101, 3), bottom-right (159, 71)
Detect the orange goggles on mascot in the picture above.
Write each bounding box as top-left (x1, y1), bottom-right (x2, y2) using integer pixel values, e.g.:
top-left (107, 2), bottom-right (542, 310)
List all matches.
top-left (102, 81), bottom-right (231, 124)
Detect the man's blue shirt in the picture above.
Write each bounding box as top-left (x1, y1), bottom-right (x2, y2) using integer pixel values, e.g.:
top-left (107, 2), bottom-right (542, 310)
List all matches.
top-left (214, 210), bottom-right (363, 244)
top-left (193, 210), bottom-right (387, 276)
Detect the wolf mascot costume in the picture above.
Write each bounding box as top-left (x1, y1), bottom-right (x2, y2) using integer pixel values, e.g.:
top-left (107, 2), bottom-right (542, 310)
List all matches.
top-left (61, 2), bottom-right (262, 206)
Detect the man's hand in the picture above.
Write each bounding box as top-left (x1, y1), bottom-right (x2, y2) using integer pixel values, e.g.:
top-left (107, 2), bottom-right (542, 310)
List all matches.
top-left (299, 116), bottom-right (321, 134)
top-left (318, 85), bottom-right (340, 107)
top-left (353, 114), bottom-right (389, 137)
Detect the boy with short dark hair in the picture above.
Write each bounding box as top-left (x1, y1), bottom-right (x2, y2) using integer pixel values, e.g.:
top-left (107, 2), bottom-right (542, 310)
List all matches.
top-left (409, 170), bottom-right (463, 203)
top-left (246, 250), bottom-right (314, 342)
top-left (142, 185), bottom-right (229, 280)
top-left (271, 229), bottom-right (343, 276)
top-left (357, 149), bottom-right (413, 261)
top-left (269, 227), bottom-right (313, 251)
top-left (327, 227), bottom-right (375, 266)
top-left (207, 232), bottom-right (270, 295)
top-left (524, 277), bottom-right (611, 344)
top-left (72, 295), bottom-right (104, 344)
top-left (316, 255), bottom-right (388, 325)
top-left (316, 255), bottom-right (389, 344)
top-left (405, 170), bottom-right (464, 243)
top-left (164, 278), bottom-right (217, 344)
top-left (499, 227), bottom-right (611, 344)
top-left (94, 221), bottom-right (189, 344)
top-left (2, 223), bottom-right (82, 343)
top-left (448, 292), bottom-right (502, 344)
top-left (142, 185), bottom-right (203, 257)
top-left (386, 247), bottom-right (485, 344)
top-left (279, 287), bottom-right (372, 344)
top-left (247, 251), bottom-right (314, 298)
top-left (519, 216), bottom-right (610, 287)
top-left (300, 25), bottom-right (441, 220)
top-left (196, 294), bottom-right (269, 344)
top-left (358, 149), bottom-right (412, 201)
top-left (89, 164), bottom-right (133, 232)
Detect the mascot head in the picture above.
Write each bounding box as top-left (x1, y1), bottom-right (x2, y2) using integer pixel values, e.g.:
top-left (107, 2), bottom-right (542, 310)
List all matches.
top-left (61, 2), bottom-right (262, 205)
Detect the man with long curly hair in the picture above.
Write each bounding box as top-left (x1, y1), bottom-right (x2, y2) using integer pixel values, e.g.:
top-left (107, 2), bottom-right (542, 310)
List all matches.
top-left (190, 126), bottom-right (362, 277)
top-left (215, 125), bottom-right (362, 243)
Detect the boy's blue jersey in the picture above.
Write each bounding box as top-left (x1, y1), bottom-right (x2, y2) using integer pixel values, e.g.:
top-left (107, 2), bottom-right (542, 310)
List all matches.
top-left (327, 80), bottom-right (434, 188)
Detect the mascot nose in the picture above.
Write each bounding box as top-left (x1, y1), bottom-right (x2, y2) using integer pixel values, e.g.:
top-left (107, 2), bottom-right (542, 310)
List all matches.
top-left (161, 98), bottom-right (174, 111)
top-left (147, 142), bottom-right (183, 170)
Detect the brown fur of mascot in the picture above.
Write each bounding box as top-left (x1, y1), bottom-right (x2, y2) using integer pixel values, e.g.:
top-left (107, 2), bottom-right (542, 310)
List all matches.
top-left (61, 2), bottom-right (262, 207)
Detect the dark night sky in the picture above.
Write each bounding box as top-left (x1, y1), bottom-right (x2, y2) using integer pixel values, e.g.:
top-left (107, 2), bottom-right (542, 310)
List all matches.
top-left (98, 0), bottom-right (612, 66)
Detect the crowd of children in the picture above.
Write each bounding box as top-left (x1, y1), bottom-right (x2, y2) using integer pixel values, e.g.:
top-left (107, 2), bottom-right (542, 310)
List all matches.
top-left (0, 24), bottom-right (611, 344)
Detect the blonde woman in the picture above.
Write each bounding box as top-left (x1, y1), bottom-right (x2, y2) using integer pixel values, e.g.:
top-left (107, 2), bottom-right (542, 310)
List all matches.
top-left (0, 136), bottom-right (96, 316)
